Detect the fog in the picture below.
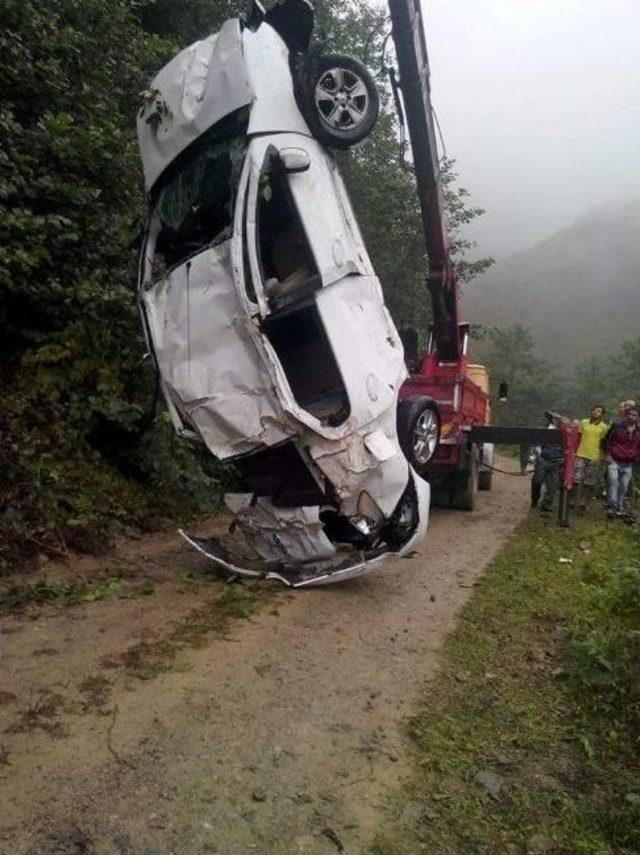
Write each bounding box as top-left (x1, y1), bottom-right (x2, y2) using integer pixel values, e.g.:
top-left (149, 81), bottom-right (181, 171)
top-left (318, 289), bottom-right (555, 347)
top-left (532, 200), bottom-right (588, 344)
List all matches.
top-left (423, 0), bottom-right (640, 258)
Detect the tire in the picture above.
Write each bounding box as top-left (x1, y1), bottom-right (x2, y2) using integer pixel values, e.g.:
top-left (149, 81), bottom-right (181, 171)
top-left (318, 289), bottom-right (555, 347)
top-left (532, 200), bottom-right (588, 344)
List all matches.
top-left (297, 53), bottom-right (379, 149)
top-left (478, 468), bottom-right (493, 491)
top-left (453, 444), bottom-right (479, 511)
top-left (397, 397), bottom-right (441, 476)
top-left (381, 478), bottom-right (419, 550)
top-left (478, 443), bottom-right (494, 491)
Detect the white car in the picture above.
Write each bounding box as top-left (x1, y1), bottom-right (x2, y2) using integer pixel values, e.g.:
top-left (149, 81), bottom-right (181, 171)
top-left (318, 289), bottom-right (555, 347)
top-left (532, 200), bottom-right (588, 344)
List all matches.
top-left (136, 0), bottom-right (429, 586)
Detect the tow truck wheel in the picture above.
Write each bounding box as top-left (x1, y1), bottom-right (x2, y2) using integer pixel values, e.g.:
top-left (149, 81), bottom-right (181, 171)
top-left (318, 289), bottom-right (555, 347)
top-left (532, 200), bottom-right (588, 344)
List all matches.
top-left (299, 53), bottom-right (379, 149)
top-left (453, 443), bottom-right (479, 511)
top-left (478, 442), bottom-right (494, 491)
top-left (397, 397), bottom-right (441, 476)
top-left (478, 466), bottom-right (493, 491)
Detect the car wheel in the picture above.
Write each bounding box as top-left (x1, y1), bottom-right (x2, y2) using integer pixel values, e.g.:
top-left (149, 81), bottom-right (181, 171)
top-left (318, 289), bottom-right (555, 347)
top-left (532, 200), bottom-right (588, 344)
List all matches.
top-left (299, 53), bottom-right (379, 148)
top-left (397, 397), bottom-right (441, 475)
top-left (381, 480), bottom-right (419, 550)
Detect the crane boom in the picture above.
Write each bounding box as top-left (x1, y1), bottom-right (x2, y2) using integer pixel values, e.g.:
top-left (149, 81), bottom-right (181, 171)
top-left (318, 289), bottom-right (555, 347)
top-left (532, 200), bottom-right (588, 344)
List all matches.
top-left (389, 2), bottom-right (578, 523)
top-left (388, 0), bottom-right (462, 363)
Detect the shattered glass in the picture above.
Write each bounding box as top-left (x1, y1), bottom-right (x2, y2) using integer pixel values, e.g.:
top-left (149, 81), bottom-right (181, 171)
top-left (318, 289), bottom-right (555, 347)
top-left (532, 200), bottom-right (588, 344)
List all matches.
top-left (157, 136), bottom-right (246, 232)
top-left (154, 109), bottom-right (249, 268)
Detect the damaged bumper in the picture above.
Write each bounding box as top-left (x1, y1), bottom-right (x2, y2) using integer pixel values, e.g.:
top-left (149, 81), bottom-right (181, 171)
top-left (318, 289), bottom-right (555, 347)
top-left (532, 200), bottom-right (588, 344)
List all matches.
top-left (179, 471), bottom-right (429, 588)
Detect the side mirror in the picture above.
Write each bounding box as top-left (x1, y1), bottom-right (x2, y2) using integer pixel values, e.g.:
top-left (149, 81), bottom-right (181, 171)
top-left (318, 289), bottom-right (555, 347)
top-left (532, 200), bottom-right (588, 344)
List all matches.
top-left (278, 148), bottom-right (311, 174)
top-left (498, 382), bottom-right (508, 402)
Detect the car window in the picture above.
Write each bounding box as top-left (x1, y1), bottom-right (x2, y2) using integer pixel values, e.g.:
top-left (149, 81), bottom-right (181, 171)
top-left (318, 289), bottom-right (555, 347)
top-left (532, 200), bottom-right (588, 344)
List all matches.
top-left (250, 147), bottom-right (349, 426)
top-left (256, 153), bottom-right (320, 310)
top-left (152, 108), bottom-right (248, 271)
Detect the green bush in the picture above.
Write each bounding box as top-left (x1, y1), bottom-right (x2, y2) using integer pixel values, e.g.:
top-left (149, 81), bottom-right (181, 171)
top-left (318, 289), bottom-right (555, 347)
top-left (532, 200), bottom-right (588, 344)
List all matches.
top-left (0, 1), bottom-right (227, 570)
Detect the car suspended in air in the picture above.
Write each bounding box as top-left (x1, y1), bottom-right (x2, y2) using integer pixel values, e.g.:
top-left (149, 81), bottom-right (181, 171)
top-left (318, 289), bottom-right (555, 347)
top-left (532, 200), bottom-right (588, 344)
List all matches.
top-left (136, 0), bottom-right (430, 587)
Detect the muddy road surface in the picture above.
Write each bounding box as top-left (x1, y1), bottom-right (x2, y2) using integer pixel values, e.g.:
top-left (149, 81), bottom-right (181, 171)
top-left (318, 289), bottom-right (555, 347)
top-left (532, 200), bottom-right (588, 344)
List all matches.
top-left (1, 465), bottom-right (529, 854)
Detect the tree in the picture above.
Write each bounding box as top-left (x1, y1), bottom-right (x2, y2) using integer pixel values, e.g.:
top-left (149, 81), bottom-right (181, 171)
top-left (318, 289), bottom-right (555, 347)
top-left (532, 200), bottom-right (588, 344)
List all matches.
top-left (472, 325), bottom-right (562, 426)
top-left (566, 357), bottom-right (613, 417)
top-left (0, 0), bottom-right (223, 568)
top-left (560, 333), bottom-right (639, 418)
top-left (614, 336), bottom-right (640, 404)
top-left (136, 0), bottom-right (243, 43)
top-left (318, 1), bottom-right (493, 331)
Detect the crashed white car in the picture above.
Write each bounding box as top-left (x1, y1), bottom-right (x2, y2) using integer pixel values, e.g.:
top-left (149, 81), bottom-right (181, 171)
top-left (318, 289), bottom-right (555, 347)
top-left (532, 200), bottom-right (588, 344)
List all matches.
top-left (136, 0), bottom-right (429, 586)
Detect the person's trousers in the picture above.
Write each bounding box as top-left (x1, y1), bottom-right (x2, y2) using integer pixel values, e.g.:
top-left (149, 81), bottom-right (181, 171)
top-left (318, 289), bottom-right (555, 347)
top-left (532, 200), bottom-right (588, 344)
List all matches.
top-left (575, 457), bottom-right (602, 508)
top-left (532, 459), bottom-right (561, 510)
top-left (606, 461), bottom-right (633, 511)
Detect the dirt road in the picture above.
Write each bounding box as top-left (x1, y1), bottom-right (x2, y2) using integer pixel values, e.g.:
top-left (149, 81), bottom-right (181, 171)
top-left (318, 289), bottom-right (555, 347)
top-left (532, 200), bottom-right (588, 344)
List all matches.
top-left (1, 466), bottom-right (528, 854)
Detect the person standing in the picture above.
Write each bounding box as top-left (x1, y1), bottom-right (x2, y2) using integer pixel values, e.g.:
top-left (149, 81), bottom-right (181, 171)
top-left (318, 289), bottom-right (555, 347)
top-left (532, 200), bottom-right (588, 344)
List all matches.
top-left (574, 405), bottom-right (608, 512)
top-left (618, 399), bottom-right (637, 418)
top-left (604, 405), bottom-right (640, 515)
top-left (398, 320), bottom-right (420, 372)
top-left (531, 415), bottom-right (564, 513)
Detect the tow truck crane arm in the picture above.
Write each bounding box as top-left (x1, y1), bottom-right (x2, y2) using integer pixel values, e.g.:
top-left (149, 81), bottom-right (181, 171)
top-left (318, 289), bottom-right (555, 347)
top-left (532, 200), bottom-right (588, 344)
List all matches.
top-left (388, 0), bottom-right (461, 363)
top-left (387, 0), bottom-right (579, 525)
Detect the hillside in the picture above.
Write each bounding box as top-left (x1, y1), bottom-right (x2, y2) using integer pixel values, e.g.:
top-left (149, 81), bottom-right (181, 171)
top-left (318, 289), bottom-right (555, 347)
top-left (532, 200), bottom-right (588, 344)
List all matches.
top-left (463, 198), bottom-right (640, 366)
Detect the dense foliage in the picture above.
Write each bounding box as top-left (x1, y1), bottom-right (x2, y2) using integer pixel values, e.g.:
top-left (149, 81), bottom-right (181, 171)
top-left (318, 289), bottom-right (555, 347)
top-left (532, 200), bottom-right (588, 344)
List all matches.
top-left (565, 333), bottom-right (640, 416)
top-left (0, 0), bottom-right (490, 570)
top-left (471, 324), bottom-right (562, 427)
top-left (0, 0), bottom-right (238, 569)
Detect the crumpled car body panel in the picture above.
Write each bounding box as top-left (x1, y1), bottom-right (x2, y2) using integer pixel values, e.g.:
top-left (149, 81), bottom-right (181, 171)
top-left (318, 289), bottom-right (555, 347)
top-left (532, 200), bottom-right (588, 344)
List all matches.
top-left (179, 470), bottom-right (430, 588)
top-left (142, 239), bottom-right (297, 458)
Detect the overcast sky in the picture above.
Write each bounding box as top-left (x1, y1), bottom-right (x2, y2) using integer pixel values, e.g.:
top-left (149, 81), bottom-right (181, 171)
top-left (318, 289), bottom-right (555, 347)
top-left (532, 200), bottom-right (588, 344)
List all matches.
top-left (422, 0), bottom-right (640, 259)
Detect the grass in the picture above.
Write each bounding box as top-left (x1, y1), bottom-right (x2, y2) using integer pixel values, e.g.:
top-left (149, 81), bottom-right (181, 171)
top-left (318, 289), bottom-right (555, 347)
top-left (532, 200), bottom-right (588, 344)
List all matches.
top-left (370, 510), bottom-right (640, 854)
top-left (5, 690), bottom-right (68, 738)
top-left (0, 566), bottom-right (135, 612)
top-left (78, 674), bottom-right (112, 713)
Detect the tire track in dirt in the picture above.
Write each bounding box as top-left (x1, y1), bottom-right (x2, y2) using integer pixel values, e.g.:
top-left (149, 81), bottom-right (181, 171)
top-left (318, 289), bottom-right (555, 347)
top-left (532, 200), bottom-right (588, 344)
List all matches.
top-left (1, 463), bottom-right (529, 853)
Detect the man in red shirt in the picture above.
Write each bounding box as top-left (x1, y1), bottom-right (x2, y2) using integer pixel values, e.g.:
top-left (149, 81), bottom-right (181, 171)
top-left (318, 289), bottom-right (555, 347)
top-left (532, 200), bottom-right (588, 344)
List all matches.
top-left (604, 405), bottom-right (640, 515)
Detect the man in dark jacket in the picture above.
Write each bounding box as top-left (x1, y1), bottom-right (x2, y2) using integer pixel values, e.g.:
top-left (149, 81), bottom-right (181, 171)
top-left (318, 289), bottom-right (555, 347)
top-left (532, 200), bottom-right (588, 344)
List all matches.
top-left (604, 405), bottom-right (640, 514)
top-left (531, 415), bottom-right (564, 513)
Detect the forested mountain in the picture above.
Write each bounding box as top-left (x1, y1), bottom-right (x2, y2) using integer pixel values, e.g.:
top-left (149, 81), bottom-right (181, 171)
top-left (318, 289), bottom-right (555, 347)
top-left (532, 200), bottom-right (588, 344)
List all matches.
top-left (463, 198), bottom-right (640, 367)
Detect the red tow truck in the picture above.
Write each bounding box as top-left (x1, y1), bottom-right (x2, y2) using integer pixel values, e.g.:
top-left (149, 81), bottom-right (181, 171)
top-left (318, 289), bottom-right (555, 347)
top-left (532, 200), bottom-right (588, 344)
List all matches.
top-left (388, 0), bottom-right (579, 520)
top-left (389, 0), bottom-right (495, 510)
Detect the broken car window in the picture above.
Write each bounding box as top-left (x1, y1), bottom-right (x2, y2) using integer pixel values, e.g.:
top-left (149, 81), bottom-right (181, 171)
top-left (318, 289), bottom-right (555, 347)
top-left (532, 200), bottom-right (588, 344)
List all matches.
top-left (255, 151), bottom-right (350, 425)
top-left (153, 109), bottom-right (249, 271)
top-left (257, 156), bottom-right (318, 306)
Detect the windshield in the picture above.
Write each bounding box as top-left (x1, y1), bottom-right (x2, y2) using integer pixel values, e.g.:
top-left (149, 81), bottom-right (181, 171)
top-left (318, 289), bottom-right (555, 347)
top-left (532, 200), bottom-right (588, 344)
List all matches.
top-left (152, 109), bottom-right (248, 271)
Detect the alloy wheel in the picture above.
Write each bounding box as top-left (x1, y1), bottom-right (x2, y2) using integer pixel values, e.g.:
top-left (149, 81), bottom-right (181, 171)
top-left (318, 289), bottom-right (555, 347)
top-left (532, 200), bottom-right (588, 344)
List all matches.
top-left (315, 67), bottom-right (370, 131)
top-left (413, 409), bottom-right (439, 465)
